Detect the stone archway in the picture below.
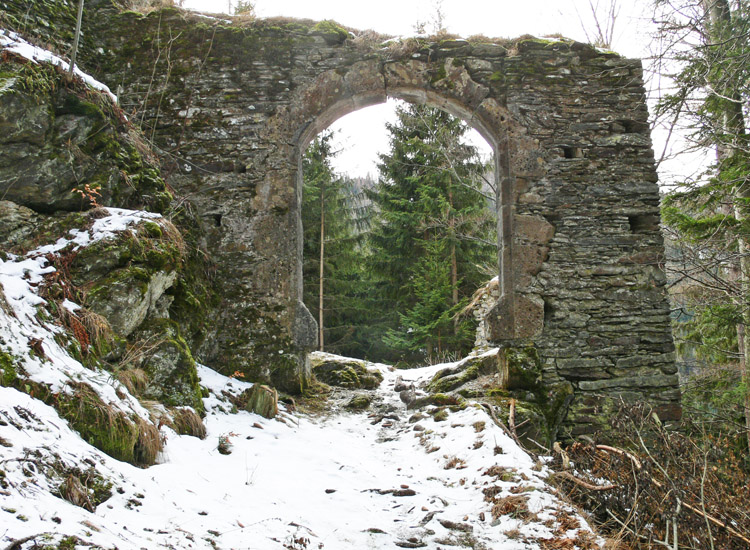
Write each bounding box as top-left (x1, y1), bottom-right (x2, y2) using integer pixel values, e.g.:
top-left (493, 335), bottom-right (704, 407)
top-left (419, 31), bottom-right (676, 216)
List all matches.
top-left (78, 8), bottom-right (681, 433)
top-left (278, 59), bottom-right (528, 364)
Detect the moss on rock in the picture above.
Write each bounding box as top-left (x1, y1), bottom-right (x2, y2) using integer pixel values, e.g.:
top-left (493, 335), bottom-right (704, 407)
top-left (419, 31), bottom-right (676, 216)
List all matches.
top-left (310, 353), bottom-right (383, 390)
top-left (0, 348), bottom-right (19, 387)
top-left (426, 351), bottom-right (501, 393)
top-left (131, 318), bottom-right (205, 414)
top-left (244, 384), bottom-right (279, 419)
top-left (345, 394), bottom-right (372, 410)
top-left (0, 59), bottom-right (171, 214)
top-left (54, 382), bottom-right (161, 467)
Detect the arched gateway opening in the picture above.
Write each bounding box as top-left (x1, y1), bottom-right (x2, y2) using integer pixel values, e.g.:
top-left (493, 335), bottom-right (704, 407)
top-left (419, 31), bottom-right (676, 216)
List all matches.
top-left (299, 99), bottom-right (498, 363)
top-left (285, 60), bottom-right (523, 373)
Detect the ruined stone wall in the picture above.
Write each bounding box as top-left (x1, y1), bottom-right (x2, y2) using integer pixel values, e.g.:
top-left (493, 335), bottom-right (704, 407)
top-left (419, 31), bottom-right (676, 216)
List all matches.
top-left (2, 1), bottom-right (680, 433)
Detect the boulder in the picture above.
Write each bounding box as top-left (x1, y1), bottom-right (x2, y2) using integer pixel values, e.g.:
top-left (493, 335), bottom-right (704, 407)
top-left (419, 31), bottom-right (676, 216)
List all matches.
top-left (245, 384), bottom-right (279, 419)
top-left (310, 352), bottom-right (383, 390)
top-left (0, 201), bottom-right (41, 249)
top-left (0, 61), bottom-right (171, 214)
top-left (132, 319), bottom-right (205, 414)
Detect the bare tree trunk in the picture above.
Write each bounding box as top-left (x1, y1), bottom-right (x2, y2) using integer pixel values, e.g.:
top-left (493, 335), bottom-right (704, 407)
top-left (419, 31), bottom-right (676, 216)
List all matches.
top-left (702, 0), bottom-right (750, 454)
top-left (319, 187), bottom-right (325, 352)
top-left (448, 189), bottom-right (458, 307)
top-left (68, 0), bottom-right (84, 78)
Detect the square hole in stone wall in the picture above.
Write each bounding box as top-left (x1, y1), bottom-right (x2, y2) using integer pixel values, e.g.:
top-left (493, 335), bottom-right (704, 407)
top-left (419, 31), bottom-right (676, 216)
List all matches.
top-left (562, 146), bottom-right (583, 159)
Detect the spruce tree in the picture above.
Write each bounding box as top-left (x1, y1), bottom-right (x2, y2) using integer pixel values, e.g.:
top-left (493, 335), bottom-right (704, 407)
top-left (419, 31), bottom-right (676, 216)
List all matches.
top-left (301, 133), bottom-right (371, 357)
top-left (368, 104), bottom-right (496, 363)
top-left (656, 0), bottom-right (750, 450)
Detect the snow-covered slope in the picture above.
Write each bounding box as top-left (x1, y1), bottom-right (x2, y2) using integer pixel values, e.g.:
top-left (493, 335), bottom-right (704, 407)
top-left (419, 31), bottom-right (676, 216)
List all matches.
top-left (0, 29), bottom-right (117, 102)
top-left (1, 363), bottom-right (602, 550)
top-left (0, 207), bottom-right (600, 549)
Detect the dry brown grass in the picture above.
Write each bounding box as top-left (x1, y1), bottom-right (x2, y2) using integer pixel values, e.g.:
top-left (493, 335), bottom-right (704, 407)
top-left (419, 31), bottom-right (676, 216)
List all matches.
top-left (116, 367), bottom-right (149, 396)
top-left (58, 474), bottom-right (94, 511)
top-left (134, 416), bottom-right (163, 465)
top-left (483, 465), bottom-right (518, 481)
top-left (443, 455), bottom-right (467, 470)
top-left (490, 494), bottom-right (532, 521)
top-left (79, 308), bottom-right (113, 347)
top-left (537, 530), bottom-right (600, 550)
top-left (172, 407), bottom-right (206, 439)
top-left (459, 277), bottom-right (499, 318)
top-left (553, 510), bottom-right (581, 534)
top-left (350, 29), bottom-right (394, 51)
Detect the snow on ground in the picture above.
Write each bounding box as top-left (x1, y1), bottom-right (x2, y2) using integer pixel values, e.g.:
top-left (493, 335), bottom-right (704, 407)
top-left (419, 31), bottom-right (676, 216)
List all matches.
top-left (1, 361), bottom-right (599, 549)
top-left (0, 29), bottom-right (118, 102)
top-left (0, 208), bottom-right (163, 419)
top-left (0, 209), bottom-right (599, 549)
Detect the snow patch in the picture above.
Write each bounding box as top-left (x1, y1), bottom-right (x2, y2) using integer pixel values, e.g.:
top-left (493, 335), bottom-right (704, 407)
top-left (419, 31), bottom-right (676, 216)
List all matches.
top-left (0, 28), bottom-right (117, 102)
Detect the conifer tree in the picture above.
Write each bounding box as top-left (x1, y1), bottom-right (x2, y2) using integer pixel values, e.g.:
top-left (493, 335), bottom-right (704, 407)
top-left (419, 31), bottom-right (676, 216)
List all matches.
top-left (368, 104), bottom-right (496, 362)
top-left (657, 0), bottom-right (750, 451)
top-left (301, 133), bottom-right (372, 357)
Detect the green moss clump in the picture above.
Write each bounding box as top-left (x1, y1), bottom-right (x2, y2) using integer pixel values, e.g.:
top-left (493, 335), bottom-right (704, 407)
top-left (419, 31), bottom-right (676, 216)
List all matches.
top-left (504, 346), bottom-right (543, 393)
top-left (427, 364), bottom-right (480, 393)
top-left (429, 393), bottom-right (466, 409)
top-left (312, 358), bottom-right (383, 391)
top-left (432, 408), bottom-right (449, 422)
top-left (57, 94), bottom-right (105, 119)
top-left (0, 350), bottom-right (18, 387)
top-left (312, 20), bottom-right (349, 42)
top-left (1, 61), bottom-right (59, 98)
top-left (143, 221), bottom-right (162, 238)
top-left (54, 383), bottom-right (140, 464)
top-left (345, 394), bottom-right (372, 410)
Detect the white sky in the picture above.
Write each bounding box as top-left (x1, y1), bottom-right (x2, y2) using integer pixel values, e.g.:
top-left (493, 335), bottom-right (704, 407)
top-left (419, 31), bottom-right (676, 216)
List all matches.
top-left (183, 0), bottom-right (700, 183)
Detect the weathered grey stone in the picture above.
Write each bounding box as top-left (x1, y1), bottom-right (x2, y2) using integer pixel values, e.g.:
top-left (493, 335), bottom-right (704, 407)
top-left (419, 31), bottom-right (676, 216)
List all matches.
top-left (0, 61), bottom-right (171, 214)
top-left (87, 269), bottom-right (177, 338)
top-left (345, 394), bottom-right (372, 410)
top-left (310, 352), bottom-right (384, 389)
top-left (0, 201), bottom-right (40, 249)
top-left (134, 318), bottom-right (205, 412)
top-left (427, 349), bottom-right (504, 393)
top-left (556, 357), bottom-right (614, 380)
top-left (294, 301), bottom-right (318, 351)
top-left (578, 373), bottom-right (679, 391)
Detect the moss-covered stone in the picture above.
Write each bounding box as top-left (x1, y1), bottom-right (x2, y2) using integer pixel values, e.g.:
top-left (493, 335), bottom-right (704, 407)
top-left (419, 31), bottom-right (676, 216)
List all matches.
top-left (345, 394), bottom-right (372, 410)
top-left (426, 351), bottom-right (501, 393)
top-left (244, 384), bottom-right (278, 419)
top-left (0, 59), bottom-right (171, 214)
top-left (53, 382), bottom-right (153, 466)
top-left (310, 353), bottom-right (383, 390)
top-left (130, 318), bottom-right (204, 414)
top-left (85, 266), bottom-right (176, 338)
top-left (312, 20), bottom-right (349, 44)
top-left (502, 345), bottom-right (543, 394)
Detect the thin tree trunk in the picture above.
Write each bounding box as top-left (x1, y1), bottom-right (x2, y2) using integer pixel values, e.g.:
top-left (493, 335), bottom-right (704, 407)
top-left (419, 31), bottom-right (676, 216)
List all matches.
top-left (450, 243), bottom-right (458, 304)
top-left (68, 0), bottom-right (85, 78)
top-left (702, 0), bottom-right (750, 454)
top-left (319, 187), bottom-right (325, 352)
top-left (448, 189), bottom-right (459, 334)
